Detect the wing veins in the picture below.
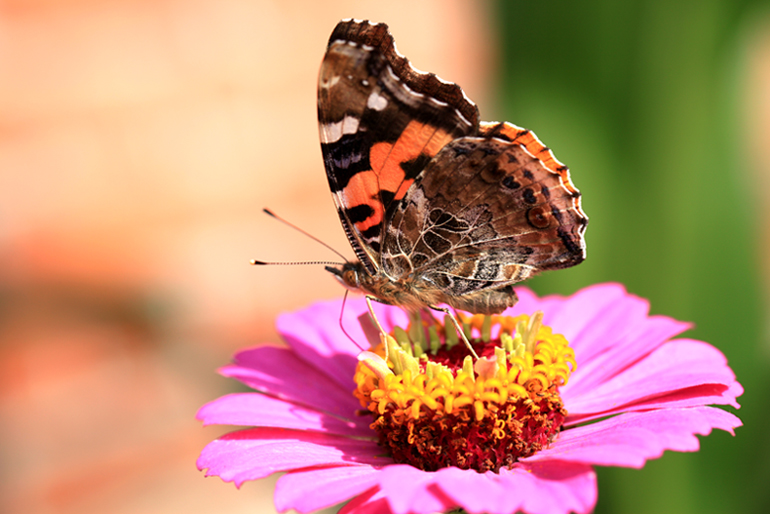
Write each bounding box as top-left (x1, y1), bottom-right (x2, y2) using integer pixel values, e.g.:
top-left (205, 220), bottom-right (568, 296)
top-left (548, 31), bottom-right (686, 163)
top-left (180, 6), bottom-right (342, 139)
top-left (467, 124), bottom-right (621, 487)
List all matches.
top-left (408, 229), bottom-right (566, 276)
top-left (396, 155), bottom-right (578, 274)
top-left (385, 122), bottom-right (445, 254)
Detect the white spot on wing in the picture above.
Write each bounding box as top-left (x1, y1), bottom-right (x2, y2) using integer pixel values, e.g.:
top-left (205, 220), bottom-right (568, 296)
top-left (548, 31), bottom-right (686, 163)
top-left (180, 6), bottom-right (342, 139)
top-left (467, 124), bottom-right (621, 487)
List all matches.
top-left (319, 115), bottom-right (360, 144)
top-left (366, 92), bottom-right (388, 111)
top-left (319, 75), bottom-right (341, 89)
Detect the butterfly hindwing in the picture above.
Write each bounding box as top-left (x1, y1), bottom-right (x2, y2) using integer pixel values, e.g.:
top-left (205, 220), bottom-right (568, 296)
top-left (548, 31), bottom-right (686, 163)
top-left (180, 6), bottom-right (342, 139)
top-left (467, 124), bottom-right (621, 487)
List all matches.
top-left (318, 19), bottom-right (479, 274)
top-left (381, 125), bottom-right (587, 313)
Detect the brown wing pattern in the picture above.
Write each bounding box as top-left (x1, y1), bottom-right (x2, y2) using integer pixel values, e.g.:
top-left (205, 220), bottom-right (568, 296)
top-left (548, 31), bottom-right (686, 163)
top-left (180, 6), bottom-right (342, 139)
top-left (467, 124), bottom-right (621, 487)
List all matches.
top-left (479, 121), bottom-right (581, 199)
top-left (318, 19), bottom-right (479, 274)
top-left (381, 127), bottom-right (588, 313)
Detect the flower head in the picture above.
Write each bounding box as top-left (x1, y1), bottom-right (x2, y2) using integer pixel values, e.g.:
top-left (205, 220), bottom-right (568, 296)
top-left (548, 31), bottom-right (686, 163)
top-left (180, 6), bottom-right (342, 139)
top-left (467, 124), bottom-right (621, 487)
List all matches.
top-left (197, 284), bottom-right (742, 514)
top-left (354, 311), bottom-right (574, 473)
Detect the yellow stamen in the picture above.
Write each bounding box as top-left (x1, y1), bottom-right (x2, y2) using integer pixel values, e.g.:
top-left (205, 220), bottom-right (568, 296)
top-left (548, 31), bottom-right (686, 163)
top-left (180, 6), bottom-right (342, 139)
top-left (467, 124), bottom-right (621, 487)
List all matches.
top-left (352, 311), bottom-right (575, 472)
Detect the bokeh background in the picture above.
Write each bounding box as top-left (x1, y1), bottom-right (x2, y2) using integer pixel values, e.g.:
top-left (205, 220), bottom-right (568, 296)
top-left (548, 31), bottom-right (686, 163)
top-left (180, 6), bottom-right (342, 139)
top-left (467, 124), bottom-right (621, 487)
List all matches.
top-left (1, 1), bottom-right (768, 513)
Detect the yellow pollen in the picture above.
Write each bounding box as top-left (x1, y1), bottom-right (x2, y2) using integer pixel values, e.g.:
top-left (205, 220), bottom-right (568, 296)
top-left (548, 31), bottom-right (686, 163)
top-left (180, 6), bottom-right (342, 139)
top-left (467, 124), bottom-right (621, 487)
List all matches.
top-left (353, 312), bottom-right (576, 427)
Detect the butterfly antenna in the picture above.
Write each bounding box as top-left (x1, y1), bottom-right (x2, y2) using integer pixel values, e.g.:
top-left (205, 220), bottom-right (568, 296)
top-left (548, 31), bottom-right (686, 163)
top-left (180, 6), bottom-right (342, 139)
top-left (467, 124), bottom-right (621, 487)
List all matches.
top-left (339, 290), bottom-right (365, 351)
top-left (262, 208), bottom-right (348, 261)
top-left (251, 259), bottom-right (344, 266)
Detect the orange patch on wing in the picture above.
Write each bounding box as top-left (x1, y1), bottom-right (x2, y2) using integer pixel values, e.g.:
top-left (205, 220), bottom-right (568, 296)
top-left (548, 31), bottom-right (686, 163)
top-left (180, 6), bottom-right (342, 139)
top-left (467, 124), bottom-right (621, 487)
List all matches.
top-left (343, 121), bottom-right (455, 233)
top-left (394, 178), bottom-right (414, 200)
top-left (341, 170), bottom-right (385, 233)
top-left (370, 120), bottom-right (454, 198)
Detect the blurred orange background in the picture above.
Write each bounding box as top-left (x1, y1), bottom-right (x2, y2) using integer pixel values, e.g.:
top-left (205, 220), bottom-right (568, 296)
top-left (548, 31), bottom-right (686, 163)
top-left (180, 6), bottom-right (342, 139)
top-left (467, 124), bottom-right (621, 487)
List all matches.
top-left (3, 1), bottom-right (770, 513)
top-left (0, 1), bottom-right (492, 513)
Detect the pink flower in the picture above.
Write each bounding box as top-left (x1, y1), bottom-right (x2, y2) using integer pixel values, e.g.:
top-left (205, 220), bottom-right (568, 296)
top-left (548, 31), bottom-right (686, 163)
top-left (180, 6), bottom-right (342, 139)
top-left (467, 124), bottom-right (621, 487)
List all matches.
top-left (197, 283), bottom-right (742, 514)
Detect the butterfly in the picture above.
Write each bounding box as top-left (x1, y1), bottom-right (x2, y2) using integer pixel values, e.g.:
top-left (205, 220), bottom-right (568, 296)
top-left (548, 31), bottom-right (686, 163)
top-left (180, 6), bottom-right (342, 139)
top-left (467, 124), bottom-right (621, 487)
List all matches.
top-left (319, 19), bottom-right (587, 318)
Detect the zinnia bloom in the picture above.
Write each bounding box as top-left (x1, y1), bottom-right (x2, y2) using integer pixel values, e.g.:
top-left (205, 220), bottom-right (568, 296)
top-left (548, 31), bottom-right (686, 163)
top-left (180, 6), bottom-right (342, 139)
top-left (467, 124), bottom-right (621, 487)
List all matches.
top-left (197, 283), bottom-right (742, 514)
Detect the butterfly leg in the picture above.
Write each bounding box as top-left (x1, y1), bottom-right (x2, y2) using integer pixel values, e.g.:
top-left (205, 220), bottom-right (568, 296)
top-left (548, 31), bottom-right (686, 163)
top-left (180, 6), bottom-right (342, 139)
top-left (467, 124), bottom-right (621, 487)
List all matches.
top-left (365, 295), bottom-right (390, 361)
top-left (429, 305), bottom-right (480, 360)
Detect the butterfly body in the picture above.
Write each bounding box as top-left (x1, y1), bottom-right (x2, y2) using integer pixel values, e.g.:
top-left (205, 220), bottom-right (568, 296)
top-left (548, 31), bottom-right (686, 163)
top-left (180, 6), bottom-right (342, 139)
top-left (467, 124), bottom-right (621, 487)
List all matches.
top-left (319, 20), bottom-right (587, 315)
top-left (327, 260), bottom-right (447, 312)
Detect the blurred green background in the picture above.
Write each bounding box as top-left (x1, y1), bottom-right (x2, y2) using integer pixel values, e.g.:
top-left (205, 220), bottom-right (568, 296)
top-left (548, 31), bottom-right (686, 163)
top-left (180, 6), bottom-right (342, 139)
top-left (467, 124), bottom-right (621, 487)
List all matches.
top-left (496, 1), bottom-right (769, 512)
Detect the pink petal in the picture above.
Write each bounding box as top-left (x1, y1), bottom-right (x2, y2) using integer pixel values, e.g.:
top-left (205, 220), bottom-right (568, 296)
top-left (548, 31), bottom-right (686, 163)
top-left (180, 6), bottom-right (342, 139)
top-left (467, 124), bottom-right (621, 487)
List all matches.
top-left (276, 298), bottom-right (408, 391)
top-left (512, 284), bottom-right (692, 400)
top-left (277, 300), bottom-right (360, 391)
top-left (432, 463), bottom-right (597, 514)
top-left (275, 465), bottom-right (383, 514)
top-left (338, 487), bottom-right (391, 514)
top-left (197, 427), bottom-right (385, 486)
top-left (374, 462), bottom-right (597, 514)
top-left (509, 286), bottom-right (569, 317)
top-left (535, 285), bottom-right (689, 359)
top-left (219, 345), bottom-right (362, 419)
top-left (533, 283), bottom-right (635, 342)
top-left (506, 286), bottom-right (542, 313)
top-left (505, 461), bottom-right (596, 514)
top-left (567, 383), bottom-right (743, 426)
top-left (564, 315), bottom-right (691, 397)
top-left (379, 465), bottom-right (456, 514)
top-left (196, 393), bottom-right (371, 437)
top-left (565, 340), bottom-right (741, 422)
top-left (432, 468), bottom-right (512, 514)
top-left (528, 406), bottom-right (741, 468)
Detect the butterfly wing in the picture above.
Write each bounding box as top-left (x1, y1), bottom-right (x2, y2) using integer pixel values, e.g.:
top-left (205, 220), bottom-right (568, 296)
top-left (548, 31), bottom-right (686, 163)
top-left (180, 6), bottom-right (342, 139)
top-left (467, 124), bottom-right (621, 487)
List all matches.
top-left (317, 19), bottom-right (479, 275)
top-left (382, 122), bottom-right (588, 314)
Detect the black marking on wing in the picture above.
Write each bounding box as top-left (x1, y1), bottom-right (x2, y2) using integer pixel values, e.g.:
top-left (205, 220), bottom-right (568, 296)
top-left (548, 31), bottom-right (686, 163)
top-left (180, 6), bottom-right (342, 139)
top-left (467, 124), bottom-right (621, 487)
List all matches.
top-left (502, 176), bottom-right (520, 190)
top-left (550, 204), bottom-right (564, 223)
top-left (557, 226), bottom-right (582, 255)
top-left (322, 135), bottom-right (371, 192)
top-left (400, 154), bottom-right (432, 181)
top-left (346, 204), bottom-right (375, 224)
top-left (523, 188), bottom-right (537, 204)
top-left (361, 225), bottom-right (380, 240)
top-left (379, 190), bottom-right (396, 210)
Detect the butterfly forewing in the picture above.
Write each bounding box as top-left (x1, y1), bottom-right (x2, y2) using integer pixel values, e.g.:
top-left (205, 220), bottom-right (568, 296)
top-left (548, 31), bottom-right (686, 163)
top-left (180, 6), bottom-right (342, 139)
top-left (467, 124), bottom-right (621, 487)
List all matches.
top-left (318, 20), bottom-right (479, 273)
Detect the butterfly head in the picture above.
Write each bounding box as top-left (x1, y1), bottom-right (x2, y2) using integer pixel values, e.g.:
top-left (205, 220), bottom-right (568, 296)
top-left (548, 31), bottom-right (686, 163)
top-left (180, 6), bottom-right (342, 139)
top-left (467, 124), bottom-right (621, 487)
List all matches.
top-left (325, 261), bottom-right (368, 292)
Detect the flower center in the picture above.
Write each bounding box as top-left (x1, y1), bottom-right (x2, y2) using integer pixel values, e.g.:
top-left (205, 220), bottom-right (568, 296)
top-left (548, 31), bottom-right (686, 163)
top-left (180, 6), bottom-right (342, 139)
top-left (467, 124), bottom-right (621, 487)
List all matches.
top-left (354, 311), bottom-right (575, 473)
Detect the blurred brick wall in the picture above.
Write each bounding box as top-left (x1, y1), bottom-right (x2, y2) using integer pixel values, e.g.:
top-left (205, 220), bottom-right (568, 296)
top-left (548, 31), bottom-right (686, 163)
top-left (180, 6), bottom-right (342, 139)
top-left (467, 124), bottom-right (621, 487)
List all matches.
top-left (0, 1), bottom-right (492, 513)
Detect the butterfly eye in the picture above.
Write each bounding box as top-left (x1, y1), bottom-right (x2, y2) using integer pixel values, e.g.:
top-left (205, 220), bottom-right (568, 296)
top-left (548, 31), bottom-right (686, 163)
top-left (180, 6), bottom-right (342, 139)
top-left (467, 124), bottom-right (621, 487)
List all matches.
top-left (344, 268), bottom-right (360, 287)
